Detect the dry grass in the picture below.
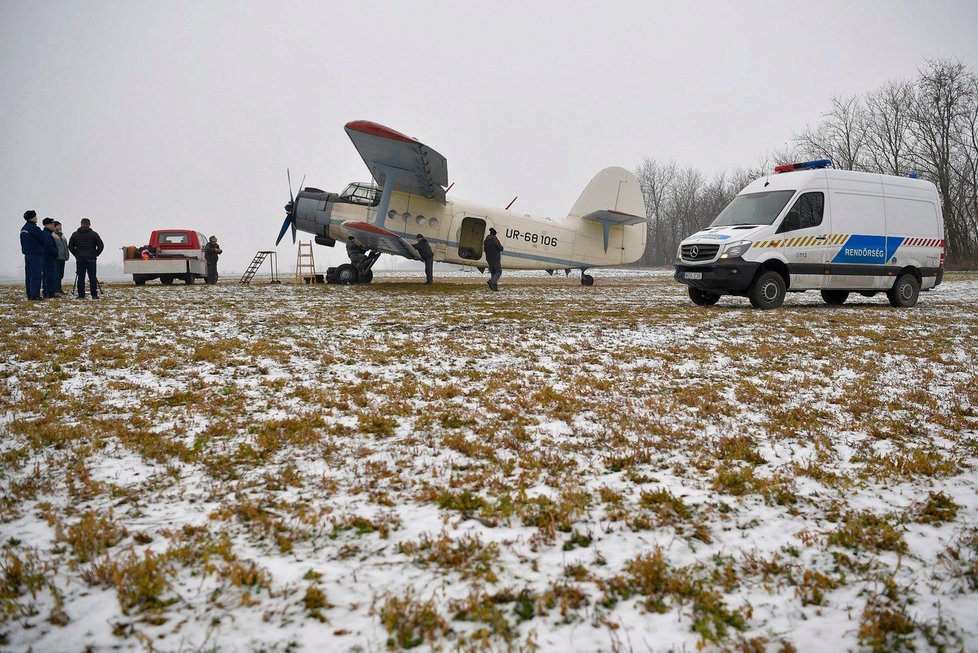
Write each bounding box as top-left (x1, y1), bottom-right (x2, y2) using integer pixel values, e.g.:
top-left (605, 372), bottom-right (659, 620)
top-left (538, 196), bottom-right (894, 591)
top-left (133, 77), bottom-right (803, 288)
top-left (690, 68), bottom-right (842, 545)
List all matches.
top-left (1, 270), bottom-right (976, 651)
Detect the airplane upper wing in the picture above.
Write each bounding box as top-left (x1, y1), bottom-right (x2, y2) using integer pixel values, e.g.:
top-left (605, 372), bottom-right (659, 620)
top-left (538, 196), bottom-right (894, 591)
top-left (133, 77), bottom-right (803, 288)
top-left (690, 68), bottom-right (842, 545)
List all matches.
top-left (343, 221), bottom-right (422, 260)
top-left (345, 121), bottom-right (449, 204)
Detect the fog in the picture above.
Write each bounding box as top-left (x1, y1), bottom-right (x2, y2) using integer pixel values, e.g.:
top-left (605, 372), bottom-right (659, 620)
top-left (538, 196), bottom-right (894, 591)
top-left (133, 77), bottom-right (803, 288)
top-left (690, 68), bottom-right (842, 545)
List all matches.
top-left (3, 0), bottom-right (977, 277)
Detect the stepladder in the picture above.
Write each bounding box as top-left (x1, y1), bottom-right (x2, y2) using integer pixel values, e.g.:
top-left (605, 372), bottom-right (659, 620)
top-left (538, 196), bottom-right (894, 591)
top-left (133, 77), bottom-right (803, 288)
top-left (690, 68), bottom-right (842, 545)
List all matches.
top-left (240, 251), bottom-right (280, 284)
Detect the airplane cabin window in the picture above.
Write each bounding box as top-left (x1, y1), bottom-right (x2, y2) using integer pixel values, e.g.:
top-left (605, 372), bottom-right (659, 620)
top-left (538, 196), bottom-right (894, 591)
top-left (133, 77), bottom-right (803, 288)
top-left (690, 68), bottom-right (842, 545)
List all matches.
top-left (416, 215), bottom-right (425, 225)
top-left (428, 217), bottom-right (439, 227)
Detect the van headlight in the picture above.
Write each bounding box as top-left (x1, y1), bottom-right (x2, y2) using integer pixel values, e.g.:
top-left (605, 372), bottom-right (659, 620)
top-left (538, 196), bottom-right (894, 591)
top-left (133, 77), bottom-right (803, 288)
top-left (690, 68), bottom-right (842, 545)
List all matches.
top-left (720, 240), bottom-right (752, 259)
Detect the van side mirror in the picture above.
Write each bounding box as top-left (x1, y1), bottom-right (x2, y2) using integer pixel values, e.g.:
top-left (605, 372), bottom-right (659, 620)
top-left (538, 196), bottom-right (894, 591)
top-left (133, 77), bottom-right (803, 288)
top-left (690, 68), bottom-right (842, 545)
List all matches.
top-left (779, 210), bottom-right (800, 233)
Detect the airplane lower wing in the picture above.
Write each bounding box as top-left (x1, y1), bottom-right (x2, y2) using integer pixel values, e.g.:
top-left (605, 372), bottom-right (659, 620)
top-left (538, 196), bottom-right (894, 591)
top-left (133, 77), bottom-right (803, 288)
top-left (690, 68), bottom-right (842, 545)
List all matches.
top-left (343, 221), bottom-right (422, 260)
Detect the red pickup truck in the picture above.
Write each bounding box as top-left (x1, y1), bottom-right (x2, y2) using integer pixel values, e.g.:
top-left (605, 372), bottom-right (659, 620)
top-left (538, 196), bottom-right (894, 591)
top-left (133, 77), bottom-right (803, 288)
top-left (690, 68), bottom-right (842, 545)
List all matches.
top-left (123, 229), bottom-right (213, 285)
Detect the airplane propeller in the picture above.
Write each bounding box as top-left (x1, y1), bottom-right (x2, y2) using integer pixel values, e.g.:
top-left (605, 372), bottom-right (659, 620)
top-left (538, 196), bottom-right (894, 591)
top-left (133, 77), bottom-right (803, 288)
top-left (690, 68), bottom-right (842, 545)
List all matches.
top-left (276, 169), bottom-right (305, 246)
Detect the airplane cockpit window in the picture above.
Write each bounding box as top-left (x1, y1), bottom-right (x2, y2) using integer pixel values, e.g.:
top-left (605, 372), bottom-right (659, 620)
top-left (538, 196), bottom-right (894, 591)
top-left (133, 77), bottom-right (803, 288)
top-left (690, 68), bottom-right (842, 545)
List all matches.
top-left (339, 183), bottom-right (381, 206)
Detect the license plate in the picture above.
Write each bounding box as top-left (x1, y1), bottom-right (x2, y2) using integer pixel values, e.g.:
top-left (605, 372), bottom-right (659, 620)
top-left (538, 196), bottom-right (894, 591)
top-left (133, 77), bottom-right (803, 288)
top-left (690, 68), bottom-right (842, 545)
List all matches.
top-left (684, 272), bottom-right (703, 280)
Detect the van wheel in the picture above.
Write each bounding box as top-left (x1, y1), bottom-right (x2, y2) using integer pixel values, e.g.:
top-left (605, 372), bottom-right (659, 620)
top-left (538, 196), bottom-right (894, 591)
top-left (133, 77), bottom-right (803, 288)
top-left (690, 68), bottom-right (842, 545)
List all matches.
top-left (820, 290), bottom-right (849, 305)
top-left (688, 288), bottom-right (720, 306)
top-left (184, 274), bottom-right (195, 285)
top-left (887, 273), bottom-right (919, 307)
top-left (748, 271), bottom-right (786, 309)
top-left (859, 291), bottom-right (877, 298)
top-left (160, 276), bottom-right (174, 286)
top-left (133, 275), bottom-right (147, 286)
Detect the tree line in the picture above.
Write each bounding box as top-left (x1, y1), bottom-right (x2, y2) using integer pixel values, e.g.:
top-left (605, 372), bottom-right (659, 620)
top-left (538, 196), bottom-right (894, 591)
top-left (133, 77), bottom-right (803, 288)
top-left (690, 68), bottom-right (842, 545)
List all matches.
top-left (636, 58), bottom-right (978, 267)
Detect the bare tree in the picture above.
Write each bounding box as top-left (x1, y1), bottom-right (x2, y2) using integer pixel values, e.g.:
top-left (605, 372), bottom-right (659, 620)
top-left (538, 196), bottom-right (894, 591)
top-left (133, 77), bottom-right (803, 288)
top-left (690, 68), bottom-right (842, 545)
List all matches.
top-left (909, 58), bottom-right (978, 262)
top-left (794, 95), bottom-right (869, 170)
top-left (635, 157), bottom-right (676, 265)
top-left (864, 80), bottom-right (915, 175)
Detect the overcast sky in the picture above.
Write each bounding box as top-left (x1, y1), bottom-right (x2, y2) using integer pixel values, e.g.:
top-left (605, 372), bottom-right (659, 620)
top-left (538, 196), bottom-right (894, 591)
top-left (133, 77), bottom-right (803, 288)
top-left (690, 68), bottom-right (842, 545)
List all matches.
top-left (3, 0), bottom-right (978, 276)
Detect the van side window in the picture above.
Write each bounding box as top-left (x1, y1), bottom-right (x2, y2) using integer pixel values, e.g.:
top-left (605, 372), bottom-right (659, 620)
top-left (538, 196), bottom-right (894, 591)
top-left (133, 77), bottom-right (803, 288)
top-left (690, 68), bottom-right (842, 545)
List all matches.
top-left (781, 192), bottom-right (824, 232)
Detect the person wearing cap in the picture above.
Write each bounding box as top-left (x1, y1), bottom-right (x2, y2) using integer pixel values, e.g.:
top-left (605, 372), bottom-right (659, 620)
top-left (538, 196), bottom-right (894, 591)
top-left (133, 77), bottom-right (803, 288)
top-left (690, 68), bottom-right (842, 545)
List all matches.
top-left (19, 210), bottom-right (45, 300)
top-left (483, 227), bottom-right (504, 291)
top-left (414, 234), bottom-right (434, 284)
top-left (68, 218), bottom-right (104, 299)
top-left (40, 218), bottom-right (60, 298)
top-left (204, 235), bottom-right (222, 284)
top-left (52, 221), bottom-right (70, 295)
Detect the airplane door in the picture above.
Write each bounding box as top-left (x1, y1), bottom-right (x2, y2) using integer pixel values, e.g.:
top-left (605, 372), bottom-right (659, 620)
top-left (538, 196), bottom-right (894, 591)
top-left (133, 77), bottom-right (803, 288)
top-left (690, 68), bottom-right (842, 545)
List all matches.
top-left (454, 216), bottom-right (486, 262)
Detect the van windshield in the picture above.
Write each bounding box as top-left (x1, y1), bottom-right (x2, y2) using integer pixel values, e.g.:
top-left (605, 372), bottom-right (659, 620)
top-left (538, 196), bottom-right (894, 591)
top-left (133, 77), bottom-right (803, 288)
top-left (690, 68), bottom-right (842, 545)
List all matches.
top-left (710, 190), bottom-right (795, 227)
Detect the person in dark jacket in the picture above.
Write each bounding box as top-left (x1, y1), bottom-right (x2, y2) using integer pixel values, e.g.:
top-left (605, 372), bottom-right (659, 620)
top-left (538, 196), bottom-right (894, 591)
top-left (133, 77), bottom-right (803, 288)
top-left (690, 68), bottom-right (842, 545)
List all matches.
top-left (346, 236), bottom-right (367, 272)
top-left (204, 235), bottom-right (222, 284)
top-left (40, 218), bottom-right (60, 298)
top-left (483, 227), bottom-right (504, 291)
top-left (67, 218), bottom-right (104, 299)
top-left (415, 234), bottom-right (434, 284)
top-left (53, 221), bottom-right (70, 295)
top-left (19, 210), bottom-right (45, 300)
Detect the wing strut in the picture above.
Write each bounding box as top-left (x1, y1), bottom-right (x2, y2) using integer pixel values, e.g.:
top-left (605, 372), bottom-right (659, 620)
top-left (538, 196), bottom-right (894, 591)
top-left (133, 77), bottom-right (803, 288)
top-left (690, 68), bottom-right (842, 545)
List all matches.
top-left (373, 163), bottom-right (416, 230)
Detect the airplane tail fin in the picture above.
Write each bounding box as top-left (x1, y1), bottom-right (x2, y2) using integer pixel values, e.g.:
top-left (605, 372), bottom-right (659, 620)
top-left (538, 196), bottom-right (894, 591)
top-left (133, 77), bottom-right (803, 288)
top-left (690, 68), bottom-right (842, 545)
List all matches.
top-left (567, 167), bottom-right (646, 221)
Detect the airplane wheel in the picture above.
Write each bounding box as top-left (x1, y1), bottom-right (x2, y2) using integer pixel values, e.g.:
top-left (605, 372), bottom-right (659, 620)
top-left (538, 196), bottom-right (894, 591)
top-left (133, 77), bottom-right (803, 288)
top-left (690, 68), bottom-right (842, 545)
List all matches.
top-left (336, 264), bottom-right (359, 285)
top-left (581, 274), bottom-right (594, 286)
top-left (359, 269), bottom-right (373, 284)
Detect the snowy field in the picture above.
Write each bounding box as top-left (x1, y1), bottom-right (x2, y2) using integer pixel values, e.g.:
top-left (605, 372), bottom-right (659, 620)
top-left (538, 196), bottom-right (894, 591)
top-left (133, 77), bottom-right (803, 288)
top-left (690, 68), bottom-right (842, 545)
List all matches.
top-left (1, 269), bottom-right (977, 653)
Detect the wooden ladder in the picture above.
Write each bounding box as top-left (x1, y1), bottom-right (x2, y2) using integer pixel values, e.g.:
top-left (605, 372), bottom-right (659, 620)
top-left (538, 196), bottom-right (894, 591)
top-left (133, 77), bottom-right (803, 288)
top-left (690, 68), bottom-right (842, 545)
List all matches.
top-left (294, 241), bottom-right (318, 283)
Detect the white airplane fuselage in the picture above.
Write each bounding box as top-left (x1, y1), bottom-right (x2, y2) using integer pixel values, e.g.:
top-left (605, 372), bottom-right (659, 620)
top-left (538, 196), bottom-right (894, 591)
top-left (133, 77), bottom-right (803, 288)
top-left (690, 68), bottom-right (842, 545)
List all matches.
top-left (294, 187), bottom-right (647, 271)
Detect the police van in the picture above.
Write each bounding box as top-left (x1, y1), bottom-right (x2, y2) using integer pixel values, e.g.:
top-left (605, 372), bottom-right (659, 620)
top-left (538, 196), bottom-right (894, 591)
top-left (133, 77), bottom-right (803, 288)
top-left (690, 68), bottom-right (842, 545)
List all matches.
top-left (674, 160), bottom-right (945, 309)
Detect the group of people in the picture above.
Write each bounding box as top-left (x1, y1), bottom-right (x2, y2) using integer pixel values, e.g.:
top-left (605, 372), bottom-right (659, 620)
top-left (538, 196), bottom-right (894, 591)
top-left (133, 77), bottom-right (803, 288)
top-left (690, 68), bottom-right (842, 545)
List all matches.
top-left (345, 227), bottom-right (504, 288)
top-left (19, 210), bottom-right (103, 300)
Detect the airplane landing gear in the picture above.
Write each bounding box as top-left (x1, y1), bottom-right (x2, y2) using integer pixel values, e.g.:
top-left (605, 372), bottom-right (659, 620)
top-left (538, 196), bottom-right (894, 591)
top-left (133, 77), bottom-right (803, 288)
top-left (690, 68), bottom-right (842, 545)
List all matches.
top-left (581, 272), bottom-right (594, 286)
top-left (328, 251), bottom-right (381, 284)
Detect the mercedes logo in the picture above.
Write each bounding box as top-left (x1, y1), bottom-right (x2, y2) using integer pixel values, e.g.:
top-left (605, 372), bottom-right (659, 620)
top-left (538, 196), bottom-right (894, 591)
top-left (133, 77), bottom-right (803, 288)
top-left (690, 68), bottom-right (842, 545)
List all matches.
top-left (689, 245), bottom-right (699, 259)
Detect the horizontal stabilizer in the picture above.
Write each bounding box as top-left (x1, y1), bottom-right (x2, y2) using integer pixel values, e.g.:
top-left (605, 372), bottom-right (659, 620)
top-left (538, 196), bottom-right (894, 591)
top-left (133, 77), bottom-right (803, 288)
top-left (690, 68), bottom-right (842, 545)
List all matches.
top-left (582, 209), bottom-right (646, 226)
top-left (342, 221), bottom-right (422, 260)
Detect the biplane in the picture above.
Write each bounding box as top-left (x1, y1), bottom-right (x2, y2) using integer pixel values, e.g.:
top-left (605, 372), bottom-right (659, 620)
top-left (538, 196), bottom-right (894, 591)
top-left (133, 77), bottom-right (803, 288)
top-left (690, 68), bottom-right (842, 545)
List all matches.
top-left (277, 121), bottom-right (647, 285)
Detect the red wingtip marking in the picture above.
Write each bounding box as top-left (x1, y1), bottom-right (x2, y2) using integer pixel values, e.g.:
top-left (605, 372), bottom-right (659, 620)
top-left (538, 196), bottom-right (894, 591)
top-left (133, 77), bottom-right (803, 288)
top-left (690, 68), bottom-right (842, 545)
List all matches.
top-left (345, 120), bottom-right (418, 144)
top-left (345, 221), bottom-right (399, 238)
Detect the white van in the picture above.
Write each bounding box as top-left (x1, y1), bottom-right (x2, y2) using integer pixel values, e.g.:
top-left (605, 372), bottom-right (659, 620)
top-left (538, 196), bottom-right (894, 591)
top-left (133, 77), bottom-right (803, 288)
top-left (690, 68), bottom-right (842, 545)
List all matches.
top-left (674, 160), bottom-right (945, 309)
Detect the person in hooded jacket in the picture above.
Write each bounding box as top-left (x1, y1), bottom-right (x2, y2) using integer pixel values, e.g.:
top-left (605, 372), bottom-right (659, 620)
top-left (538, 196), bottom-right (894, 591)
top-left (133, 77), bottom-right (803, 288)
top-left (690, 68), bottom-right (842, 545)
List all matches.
top-left (67, 218), bottom-right (104, 299)
top-left (19, 210), bottom-right (45, 300)
top-left (40, 218), bottom-right (60, 298)
top-left (346, 236), bottom-right (368, 272)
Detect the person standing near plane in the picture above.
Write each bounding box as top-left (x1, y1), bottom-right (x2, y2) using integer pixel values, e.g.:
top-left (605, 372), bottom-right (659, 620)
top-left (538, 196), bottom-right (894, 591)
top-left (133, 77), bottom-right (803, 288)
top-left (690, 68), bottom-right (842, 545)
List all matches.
top-left (205, 235), bottom-right (222, 284)
top-left (20, 210), bottom-right (45, 300)
top-left (415, 234), bottom-right (434, 284)
top-left (68, 218), bottom-right (104, 299)
top-left (483, 227), bottom-right (504, 291)
top-left (53, 221), bottom-right (70, 295)
top-left (40, 218), bottom-right (60, 299)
